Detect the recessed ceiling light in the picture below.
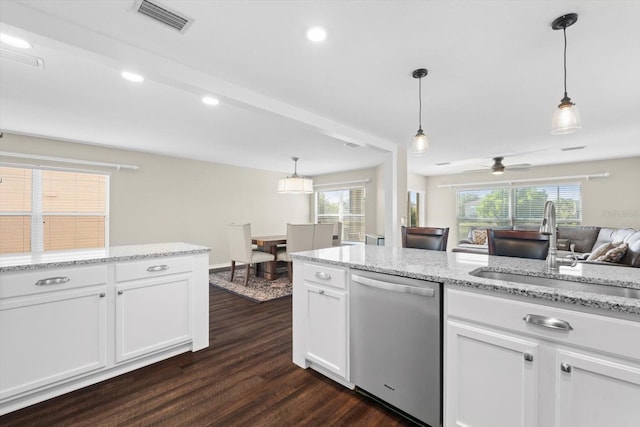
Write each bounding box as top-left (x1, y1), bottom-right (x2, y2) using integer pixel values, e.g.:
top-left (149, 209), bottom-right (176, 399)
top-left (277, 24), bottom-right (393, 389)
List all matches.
top-left (121, 71), bottom-right (144, 82)
top-left (306, 26), bottom-right (327, 42)
top-left (0, 33), bottom-right (32, 49)
top-left (202, 96), bottom-right (220, 106)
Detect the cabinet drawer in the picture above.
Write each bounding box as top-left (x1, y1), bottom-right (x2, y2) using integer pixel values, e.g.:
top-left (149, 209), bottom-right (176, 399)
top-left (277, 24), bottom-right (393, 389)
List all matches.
top-left (447, 288), bottom-right (640, 361)
top-left (115, 256), bottom-right (193, 282)
top-left (0, 265), bottom-right (108, 299)
top-left (303, 262), bottom-right (346, 290)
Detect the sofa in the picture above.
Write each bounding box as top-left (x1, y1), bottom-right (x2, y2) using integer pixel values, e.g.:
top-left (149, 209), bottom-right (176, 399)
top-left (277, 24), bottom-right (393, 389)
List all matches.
top-left (452, 226), bottom-right (640, 268)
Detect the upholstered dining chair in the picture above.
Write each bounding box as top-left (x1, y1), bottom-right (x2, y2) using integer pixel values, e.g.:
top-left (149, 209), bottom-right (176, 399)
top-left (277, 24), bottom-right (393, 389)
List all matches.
top-left (401, 226), bottom-right (450, 251)
top-left (487, 229), bottom-right (550, 260)
top-left (313, 223), bottom-right (335, 250)
top-left (332, 222), bottom-right (343, 246)
top-left (227, 223), bottom-right (275, 286)
top-left (277, 223), bottom-right (315, 283)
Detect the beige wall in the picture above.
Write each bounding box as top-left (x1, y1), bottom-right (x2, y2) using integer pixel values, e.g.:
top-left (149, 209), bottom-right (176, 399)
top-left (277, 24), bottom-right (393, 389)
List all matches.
top-left (310, 166), bottom-right (379, 236)
top-left (425, 157), bottom-right (640, 245)
top-left (1, 133), bottom-right (309, 267)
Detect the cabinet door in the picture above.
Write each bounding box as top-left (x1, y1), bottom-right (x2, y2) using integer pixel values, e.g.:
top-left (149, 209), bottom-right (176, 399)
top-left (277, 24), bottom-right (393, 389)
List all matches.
top-left (555, 349), bottom-right (640, 427)
top-left (305, 283), bottom-right (347, 378)
top-left (446, 321), bottom-right (539, 427)
top-left (115, 276), bottom-right (191, 362)
top-left (0, 287), bottom-right (107, 399)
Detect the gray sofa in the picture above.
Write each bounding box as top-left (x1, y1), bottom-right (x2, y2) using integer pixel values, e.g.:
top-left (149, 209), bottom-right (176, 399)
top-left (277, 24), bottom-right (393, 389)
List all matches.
top-left (452, 226), bottom-right (640, 268)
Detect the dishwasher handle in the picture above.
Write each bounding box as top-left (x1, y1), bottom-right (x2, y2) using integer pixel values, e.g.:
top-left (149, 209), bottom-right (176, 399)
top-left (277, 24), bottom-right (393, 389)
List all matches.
top-left (351, 274), bottom-right (435, 297)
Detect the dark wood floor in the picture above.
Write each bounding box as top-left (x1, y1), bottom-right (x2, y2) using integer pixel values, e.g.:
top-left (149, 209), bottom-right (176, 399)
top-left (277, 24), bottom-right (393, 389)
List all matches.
top-left (1, 286), bottom-right (414, 426)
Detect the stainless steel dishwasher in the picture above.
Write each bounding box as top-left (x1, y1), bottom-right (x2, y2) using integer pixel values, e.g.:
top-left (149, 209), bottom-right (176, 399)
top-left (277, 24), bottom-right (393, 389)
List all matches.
top-left (350, 270), bottom-right (442, 427)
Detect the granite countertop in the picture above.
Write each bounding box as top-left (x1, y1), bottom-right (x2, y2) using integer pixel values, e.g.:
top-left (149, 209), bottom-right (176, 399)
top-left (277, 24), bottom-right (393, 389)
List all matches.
top-left (291, 245), bottom-right (640, 316)
top-left (0, 242), bottom-right (211, 272)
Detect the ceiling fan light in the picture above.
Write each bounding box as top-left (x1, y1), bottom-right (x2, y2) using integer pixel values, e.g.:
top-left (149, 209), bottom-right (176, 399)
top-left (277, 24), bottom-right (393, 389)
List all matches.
top-left (412, 129), bottom-right (429, 156)
top-left (551, 102), bottom-right (581, 134)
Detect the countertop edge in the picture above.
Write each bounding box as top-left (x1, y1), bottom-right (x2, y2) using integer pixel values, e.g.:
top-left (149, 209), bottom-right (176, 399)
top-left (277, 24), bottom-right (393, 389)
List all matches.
top-left (291, 253), bottom-right (640, 316)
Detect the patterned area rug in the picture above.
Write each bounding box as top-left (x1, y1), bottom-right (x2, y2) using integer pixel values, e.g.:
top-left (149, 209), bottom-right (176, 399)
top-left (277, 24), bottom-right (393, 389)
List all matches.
top-left (209, 269), bottom-right (292, 303)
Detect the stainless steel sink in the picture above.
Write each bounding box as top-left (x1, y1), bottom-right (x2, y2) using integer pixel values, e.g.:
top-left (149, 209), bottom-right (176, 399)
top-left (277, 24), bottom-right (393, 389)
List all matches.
top-left (469, 269), bottom-right (640, 299)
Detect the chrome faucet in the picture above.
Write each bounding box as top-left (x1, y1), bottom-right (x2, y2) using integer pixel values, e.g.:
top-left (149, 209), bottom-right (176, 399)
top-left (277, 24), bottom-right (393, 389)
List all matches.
top-left (540, 201), bottom-right (577, 273)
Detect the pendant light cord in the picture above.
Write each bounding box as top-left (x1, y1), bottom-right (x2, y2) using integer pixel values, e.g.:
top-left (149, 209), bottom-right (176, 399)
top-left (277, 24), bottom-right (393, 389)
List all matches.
top-left (418, 77), bottom-right (423, 130)
top-left (563, 26), bottom-right (568, 97)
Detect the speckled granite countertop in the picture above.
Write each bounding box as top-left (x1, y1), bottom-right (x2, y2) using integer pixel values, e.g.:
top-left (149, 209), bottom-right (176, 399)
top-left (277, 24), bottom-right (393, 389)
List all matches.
top-left (0, 243), bottom-right (211, 272)
top-left (291, 245), bottom-right (640, 316)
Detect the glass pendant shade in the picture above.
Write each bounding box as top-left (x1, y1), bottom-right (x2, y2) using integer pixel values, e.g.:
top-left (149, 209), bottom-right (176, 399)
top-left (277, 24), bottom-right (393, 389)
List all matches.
top-left (551, 101), bottom-right (581, 134)
top-left (412, 129), bottom-right (429, 156)
top-left (277, 177), bottom-right (314, 194)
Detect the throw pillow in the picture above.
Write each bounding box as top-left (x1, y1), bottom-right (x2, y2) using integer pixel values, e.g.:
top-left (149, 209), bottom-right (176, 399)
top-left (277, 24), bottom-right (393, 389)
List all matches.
top-left (595, 242), bottom-right (628, 263)
top-left (586, 242), bottom-right (614, 261)
top-left (471, 229), bottom-right (487, 245)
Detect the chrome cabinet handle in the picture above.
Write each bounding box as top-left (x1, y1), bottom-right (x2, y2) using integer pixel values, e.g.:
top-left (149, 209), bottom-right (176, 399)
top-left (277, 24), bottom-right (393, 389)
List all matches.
top-left (523, 314), bottom-right (573, 331)
top-left (561, 363), bottom-right (572, 373)
top-left (35, 277), bottom-right (70, 286)
top-left (315, 272), bottom-right (331, 280)
top-left (319, 289), bottom-right (325, 295)
top-left (147, 264), bottom-right (169, 272)
top-left (118, 290), bottom-right (123, 295)
top-left (524, 353), bottom-right (534, 362)
top-left (100, 292), bottom-right (106, 298)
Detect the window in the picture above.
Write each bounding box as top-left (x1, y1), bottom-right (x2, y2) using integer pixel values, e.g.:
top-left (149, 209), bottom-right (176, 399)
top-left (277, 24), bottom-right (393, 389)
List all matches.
top-left (408, 191), bottom-right (420, 227)
top-left (0, 166), bottom-right (109, 254)
top-left (316, 187), bottom-right (365, 243)
top-left (457, 184), bottom-right (581, 238)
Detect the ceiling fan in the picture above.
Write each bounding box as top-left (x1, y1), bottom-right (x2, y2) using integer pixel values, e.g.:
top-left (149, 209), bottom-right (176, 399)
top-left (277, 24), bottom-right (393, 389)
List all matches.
top-left (464, 157), bottom-right (531, 175)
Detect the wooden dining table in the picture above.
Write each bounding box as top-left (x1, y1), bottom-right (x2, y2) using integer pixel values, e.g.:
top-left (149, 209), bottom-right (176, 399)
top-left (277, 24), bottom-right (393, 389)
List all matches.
top-left (251, 235), bottom-right (286, 280)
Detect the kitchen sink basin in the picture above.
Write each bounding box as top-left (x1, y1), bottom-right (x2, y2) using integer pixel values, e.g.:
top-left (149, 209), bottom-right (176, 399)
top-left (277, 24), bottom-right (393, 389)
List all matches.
top-left (469, 269), bottom-right (640, 299)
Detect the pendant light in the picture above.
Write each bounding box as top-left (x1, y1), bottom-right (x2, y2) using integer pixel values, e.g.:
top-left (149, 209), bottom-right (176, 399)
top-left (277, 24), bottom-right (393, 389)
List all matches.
top-left (411, 68), bottom-right (429, 156)
top-left (278, 157), bottom-right (314, 194)
top-left (551, 13), bottom-right (581, 134)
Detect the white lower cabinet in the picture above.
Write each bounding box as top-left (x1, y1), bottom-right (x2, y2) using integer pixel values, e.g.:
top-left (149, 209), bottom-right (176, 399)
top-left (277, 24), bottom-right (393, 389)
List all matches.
top-left (116, 276), bottom-right (191, 362)
top-left (445, 287), bottom-right (640, 427)
top-left (0, 286), bottom-right (107, 400)
top-left (554, 349), bottom-right (640, 427)
top-left (292, 260), bottom-right (349, 383)
top-left (304, 283), bottom-right (347, 377)
top-left (446, 321), bottom-right (539, 427)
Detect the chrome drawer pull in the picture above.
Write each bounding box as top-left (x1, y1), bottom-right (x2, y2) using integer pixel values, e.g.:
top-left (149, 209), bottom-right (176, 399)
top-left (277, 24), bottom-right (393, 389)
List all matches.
top-left (561, 363), bottom-right (572, 373)
top-left (524, 353), bottom-right (534, 362)
top-left (99, 292), bottom-right (106, 298)
top-left (147, 264), bottom-right (169, 272)
top-left (319, 289), bottom-right (325, 295)
top-left (315, 272), bottom-right (331, 280)
top-left (35, 277), bottom-right (70, 286)
top-left (523, 314), bottom-right (573, 331)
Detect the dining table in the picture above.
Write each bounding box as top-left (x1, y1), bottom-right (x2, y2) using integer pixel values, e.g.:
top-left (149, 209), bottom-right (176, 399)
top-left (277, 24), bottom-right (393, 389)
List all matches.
top-left (251, 235), bottom-right (286, 280)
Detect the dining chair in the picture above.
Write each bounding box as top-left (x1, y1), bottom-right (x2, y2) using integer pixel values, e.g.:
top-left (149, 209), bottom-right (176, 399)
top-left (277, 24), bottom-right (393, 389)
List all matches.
top-left (313, 223), bottom-right (335, 250)
top-left (401, 226), bottom-right (450, 251)
top-left (332, 222), bottom-right (343, 246)
top-left (487, 229), bottom-right (550, 260)
top-left (227, 223), bottom-right (275, 286)
top-left (277, 223), bottom-right (315, 282)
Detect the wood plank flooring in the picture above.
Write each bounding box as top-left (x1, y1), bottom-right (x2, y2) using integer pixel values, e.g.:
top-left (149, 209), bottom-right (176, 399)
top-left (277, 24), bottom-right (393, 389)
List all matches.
top-left (0, 286), bottom-right (414, 426)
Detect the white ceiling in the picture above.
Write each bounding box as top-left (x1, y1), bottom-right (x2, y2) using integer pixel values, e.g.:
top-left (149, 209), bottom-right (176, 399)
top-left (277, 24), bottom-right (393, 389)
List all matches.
top-left (1, 0), bottom-right (639, 176)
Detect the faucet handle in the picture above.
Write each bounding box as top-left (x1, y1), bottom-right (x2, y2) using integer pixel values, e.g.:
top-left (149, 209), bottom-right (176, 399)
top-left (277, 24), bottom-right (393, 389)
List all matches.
top-left (564, 244), bottom-right (578, 267)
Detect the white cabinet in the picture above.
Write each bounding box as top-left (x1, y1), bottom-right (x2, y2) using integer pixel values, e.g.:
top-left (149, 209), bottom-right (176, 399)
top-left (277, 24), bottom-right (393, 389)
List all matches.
top-left (554, 349), bottom-right (640, 427)
top-left (446, 321), bottom-right (539, 427)
top-left (292, 260), bottom-right (350, 384)
top-left (0, 282), bottom-right (107, 400)
top-left (114, 258), bottom-right (193, 362)
top-left (0, 250), bottom-right (209, 416)
top-left (445, 287), bottom-right (640, 427)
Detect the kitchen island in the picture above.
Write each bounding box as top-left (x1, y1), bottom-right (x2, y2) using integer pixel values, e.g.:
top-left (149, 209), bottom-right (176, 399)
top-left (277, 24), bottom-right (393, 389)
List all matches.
top-left (0, 242), bottom-right (210, 415)
top-left (291, 245), bottom-right (640, 427)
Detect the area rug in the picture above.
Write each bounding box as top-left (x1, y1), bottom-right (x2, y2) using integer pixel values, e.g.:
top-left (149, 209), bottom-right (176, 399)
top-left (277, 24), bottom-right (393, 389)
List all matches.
top-left (209, 270), bottom-right (292, 303)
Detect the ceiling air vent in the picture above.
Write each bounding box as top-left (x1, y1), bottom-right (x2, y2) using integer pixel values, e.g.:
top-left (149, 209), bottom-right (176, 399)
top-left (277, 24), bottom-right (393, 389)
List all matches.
top-left (133, 0), bottom-right (192, 32)
top-left (0, 49), bottom-right (44, 68)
